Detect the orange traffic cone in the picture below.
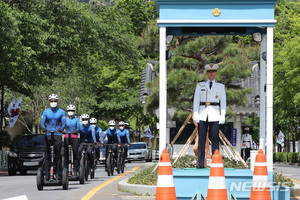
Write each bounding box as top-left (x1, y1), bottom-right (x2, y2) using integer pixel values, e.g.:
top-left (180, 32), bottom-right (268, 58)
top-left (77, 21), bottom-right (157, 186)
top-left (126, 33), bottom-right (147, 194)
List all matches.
top-left (250, 149), bottom-right (271, 200)
top-left (207, 149), bottom-right (228, 200)
top-left (155, 149), bottom-right (176, 200)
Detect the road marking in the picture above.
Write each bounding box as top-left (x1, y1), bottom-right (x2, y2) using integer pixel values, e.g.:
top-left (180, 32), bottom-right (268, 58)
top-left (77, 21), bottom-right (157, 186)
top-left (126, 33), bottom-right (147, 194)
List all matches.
top-left (3, 195), bottom-right (28, 200)
top-left (284, 176), bottom-right (300, 184)
top-left (81, 166), bottom-right (140, 200)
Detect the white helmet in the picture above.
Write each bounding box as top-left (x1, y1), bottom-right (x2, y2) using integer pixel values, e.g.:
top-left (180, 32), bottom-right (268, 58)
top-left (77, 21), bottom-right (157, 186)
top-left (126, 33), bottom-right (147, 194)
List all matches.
top-left (67, 104), bottom-right (76, 111)
top-left (90, 118), bottom-right (97, 124)
top-left (108, 120), bottom-right (115, 126)
top-left (81, 113), bottom-right (89, 119)
top-left (48, 94), bottom-right (58, 100)
top-left (119, 121), bottom-right (125, 126)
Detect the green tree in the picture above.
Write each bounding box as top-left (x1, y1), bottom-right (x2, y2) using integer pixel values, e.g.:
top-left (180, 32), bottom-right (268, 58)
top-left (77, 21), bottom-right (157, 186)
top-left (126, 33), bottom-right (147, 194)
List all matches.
top-left (113, 0), bottom-right (158, 36)
top-left (273, 0), bottom-right (300, 152)
top-left (2, 0), bottom-right (142, 133)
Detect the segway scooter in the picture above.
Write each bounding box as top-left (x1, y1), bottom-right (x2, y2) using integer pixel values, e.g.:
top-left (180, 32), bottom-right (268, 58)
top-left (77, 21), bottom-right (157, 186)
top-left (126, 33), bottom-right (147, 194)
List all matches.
top-left (63, 131), bottom-right (79, 182)
top-left (37, 131), bottom-right (68, 190)
top-left (78, 142), bottom-right (95, 184)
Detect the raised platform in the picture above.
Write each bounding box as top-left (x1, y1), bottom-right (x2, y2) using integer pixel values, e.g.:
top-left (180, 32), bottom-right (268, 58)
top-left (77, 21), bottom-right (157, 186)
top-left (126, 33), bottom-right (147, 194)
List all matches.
top-left (173, 168), bottom-right (290, 200)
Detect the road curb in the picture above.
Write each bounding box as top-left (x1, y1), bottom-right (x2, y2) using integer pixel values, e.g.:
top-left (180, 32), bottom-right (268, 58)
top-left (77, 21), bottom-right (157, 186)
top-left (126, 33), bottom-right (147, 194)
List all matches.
top-left (118, 162), bottom-right (156, 196)
top-left (118, 178), bottom-right (156, 196)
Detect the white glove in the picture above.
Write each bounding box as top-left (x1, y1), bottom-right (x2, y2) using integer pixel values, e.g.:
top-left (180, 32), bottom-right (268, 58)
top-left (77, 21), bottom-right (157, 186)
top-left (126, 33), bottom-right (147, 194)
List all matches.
top-left (219, 115), bottom-right (225, 124)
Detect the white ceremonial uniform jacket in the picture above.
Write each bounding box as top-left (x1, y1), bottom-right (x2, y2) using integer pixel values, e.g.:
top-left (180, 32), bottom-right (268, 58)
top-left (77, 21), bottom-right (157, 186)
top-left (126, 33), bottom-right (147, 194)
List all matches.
top-left (193, 80), bottom-right (226, 123)
top-left (241, 133), bottom-right (253, 149)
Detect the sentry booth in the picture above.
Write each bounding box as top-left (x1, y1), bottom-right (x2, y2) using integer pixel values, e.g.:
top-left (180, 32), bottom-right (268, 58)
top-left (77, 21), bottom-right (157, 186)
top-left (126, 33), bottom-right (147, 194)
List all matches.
top-left (155, 0), bottom-right (288, 199)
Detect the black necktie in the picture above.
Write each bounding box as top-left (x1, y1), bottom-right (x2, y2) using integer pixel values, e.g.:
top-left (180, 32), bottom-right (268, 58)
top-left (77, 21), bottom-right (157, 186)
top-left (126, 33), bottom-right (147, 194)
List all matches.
top-left (209, 81), bottom-right (212, 89)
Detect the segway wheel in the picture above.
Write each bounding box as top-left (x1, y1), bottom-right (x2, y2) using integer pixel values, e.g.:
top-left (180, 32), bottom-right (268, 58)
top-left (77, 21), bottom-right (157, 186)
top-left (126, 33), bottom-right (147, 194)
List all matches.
top-left (85, 166), bottom-right (89, 181)
top-left (36, 168), bottom-right (44, 191)
top-left (106, 154), bottom-right (111, 176)
top-left (121, 157), bottom-right (125, 173)
top-left (90, 170), bottom-right (94, 179)
top-left (62, 168), bottom-right (69, 190)
top-left (79, 164), bottom-right (85, 184)
top-left (110, 156), bottom-right (114, 176)
top-left (116, 154), bottom-right (121, 174)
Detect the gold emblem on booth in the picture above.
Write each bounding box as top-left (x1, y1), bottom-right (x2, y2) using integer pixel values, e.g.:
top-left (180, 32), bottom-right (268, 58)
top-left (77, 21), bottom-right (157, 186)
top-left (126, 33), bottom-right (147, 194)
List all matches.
top-left (212, 8), bottom-right (221, 17)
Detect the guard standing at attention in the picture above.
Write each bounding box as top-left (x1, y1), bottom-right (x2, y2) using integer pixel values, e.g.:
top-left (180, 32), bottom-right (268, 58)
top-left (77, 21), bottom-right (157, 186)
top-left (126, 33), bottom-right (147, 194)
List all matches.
top-left (241, 127), bottom-right (253, 161)
top-left (193, 63), bottom-right (226, 168)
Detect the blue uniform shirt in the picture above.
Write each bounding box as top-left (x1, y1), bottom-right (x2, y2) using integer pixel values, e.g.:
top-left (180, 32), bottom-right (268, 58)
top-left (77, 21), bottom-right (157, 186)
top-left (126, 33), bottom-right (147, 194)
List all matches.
top-left (40, 107), bottom-right (66, 136)
top-left (94, 126), bottom-right (103, 142)
top-left (101, 128), bottom-right (120, 144)
top-left (79, 124), bottom-right (96, 143)
top-left (65, 117), bottom-right (80, 133)
top-left (119, 129), bottom-right (130, 144)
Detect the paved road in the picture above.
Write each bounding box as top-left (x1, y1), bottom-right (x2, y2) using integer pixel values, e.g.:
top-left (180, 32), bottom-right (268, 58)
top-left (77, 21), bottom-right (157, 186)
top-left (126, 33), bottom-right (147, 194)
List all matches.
top-left (273, 163), bottom-right (300, 184)
top-left (0, 161), bottom-right (156, 200)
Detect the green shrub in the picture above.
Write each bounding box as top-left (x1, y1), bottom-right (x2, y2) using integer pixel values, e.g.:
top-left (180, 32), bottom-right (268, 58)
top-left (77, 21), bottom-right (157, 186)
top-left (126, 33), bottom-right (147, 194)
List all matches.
top-left (292, 153), bottom-right (298, 163)
top-left (128, 164), bottom-right (158, 185)
top-left (286, 152), bottom-right (298, 163)
top-left (273, 153), bottom-right (278, 162)
top-left (172, 155), bottom-right (196, 168)
top-left (223, 158), bottom-right (248, 169)
top-left (274, 152), bottom-right (300, 163)
top-left (276, 152), bottom-right (287, 162)
top-left (274, 173), bottom-right (295, 187)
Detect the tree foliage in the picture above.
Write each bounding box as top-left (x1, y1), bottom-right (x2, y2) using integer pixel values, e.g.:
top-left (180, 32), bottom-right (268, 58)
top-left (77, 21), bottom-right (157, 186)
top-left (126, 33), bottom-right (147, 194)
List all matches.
top-left (273, 0), bottom-right (300, 147)
top-left (113, 0), bottom-right (158, 36)
top-left (1, 0), bottom-right (143, 133)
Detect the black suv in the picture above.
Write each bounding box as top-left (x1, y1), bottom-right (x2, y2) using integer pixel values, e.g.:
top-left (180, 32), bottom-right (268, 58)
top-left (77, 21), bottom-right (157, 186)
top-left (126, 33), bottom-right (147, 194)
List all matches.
top-left (8, 134), bottom-right (45, 175)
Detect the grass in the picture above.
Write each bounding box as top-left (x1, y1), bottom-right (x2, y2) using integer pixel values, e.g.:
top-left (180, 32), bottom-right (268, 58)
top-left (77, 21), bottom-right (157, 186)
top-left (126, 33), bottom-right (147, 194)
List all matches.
top-left (128, 164), bottom-right (158, 185)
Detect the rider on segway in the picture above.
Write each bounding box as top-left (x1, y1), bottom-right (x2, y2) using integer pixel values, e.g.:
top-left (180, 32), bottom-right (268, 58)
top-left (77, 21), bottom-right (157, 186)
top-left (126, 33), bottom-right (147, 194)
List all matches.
top-left (78, 114), bottom-right (96, 172)
top-left (100, 120), bottom-right (121, 172)
top-left (89, 118), bottom-right (102, 163)
top-left (63, 104), bottom-right (80, 175)
top-left (118, 121), bottom-right (130, 159)
top-left (40, 94), bottom-right (66, 181)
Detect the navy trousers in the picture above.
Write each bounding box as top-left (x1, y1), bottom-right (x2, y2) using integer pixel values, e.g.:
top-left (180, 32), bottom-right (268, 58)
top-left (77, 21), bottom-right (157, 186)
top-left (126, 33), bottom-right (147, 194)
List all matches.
top-left (197, 119), bottom-right (220, 165)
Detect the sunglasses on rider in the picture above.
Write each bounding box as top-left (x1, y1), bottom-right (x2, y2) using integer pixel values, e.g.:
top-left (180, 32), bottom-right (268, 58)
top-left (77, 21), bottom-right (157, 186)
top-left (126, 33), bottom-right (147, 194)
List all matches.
top-left (82, 118), bottom-right (89, 121)
top-left (90, 123), bottom-right (97, 125)
top-left (49, 100), bottom-right (58, 102)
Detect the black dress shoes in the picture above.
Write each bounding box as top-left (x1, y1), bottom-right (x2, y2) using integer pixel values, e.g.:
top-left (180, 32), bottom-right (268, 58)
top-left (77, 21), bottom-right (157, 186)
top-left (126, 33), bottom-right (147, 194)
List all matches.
top-left (196, 163), bottom-right (205, 169)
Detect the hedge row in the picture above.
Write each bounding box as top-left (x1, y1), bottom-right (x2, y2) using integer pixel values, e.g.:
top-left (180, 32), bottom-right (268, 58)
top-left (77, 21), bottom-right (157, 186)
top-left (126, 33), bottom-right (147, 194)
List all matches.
top-left (273, 152), bottom-right (300, 163)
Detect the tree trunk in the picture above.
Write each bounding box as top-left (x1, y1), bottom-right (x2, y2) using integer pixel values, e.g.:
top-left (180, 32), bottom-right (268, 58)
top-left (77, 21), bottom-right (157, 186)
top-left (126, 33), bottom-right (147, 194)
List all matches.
top-left (138, 125), bottom-right (141, 142)
top-left (292, 133), bottom-right (296, 153)
top-left (0, 85), bottom-right (4, 131)
top-left (135, 116), bottom-right (139, 143)
top-left (141, 125), bottom-right (144, 142)
top-left (32, 104), bottom-right (36, 134)
top-left (36, 97), bottom-right (40, 134)
top-left (287, 132), bottom-right (290, 153)
top-left (284, 132), bottom-right (287, 152)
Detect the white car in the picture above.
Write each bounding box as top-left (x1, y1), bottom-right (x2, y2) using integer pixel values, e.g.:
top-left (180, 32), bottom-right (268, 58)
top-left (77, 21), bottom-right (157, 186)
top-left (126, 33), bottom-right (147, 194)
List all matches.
top-left (127, 142), bottom-right (152, 162)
